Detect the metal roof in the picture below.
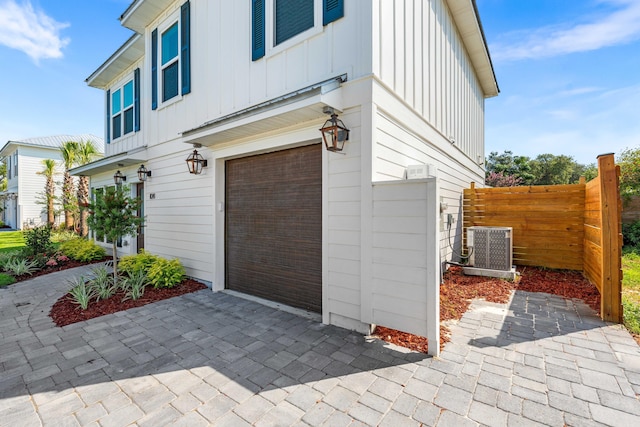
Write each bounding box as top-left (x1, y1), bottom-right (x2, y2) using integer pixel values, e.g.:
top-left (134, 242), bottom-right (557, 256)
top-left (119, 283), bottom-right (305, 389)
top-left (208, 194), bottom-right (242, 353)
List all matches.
top-left (0, 134), bottom-right (105, 157)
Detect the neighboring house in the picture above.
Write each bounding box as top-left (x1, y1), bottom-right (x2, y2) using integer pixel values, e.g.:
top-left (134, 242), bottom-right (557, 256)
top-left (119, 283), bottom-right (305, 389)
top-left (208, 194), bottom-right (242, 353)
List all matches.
top-left (0, 134), bottom-right (104, 230)
top-left (72, 0), bottom-right (497, 356)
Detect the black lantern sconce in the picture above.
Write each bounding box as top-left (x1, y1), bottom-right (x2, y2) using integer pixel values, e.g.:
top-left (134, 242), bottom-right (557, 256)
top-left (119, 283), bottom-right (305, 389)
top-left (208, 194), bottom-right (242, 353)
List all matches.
top-left (137, 164), bottom-right (152, 181)
top-left (319, 108), bottom-right (350, 152)
top-left (186, 144), bottom-right (208, 175)
top-left (113, 170), bottom-right (127, 185)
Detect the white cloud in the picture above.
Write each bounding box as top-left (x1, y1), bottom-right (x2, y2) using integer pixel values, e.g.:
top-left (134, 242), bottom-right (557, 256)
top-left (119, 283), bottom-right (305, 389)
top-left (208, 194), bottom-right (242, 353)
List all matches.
top-left (0, 0), bottom-right (69, 63)
top-left (490, 0), bottom-right (640, 62)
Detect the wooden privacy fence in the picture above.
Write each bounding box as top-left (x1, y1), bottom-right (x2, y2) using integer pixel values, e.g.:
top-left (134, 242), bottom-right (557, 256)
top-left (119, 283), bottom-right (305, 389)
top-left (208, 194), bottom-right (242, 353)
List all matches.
top-left (463, 154), bottom-right (623, 322)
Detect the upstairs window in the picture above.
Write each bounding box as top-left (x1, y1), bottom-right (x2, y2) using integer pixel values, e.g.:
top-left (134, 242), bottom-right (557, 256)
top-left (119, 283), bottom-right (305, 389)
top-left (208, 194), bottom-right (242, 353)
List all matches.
top-left (151, 1), bottom-right (191, 109)
top-left (107, 70), bottom-right (139, 143)
top-left (161, 23), bottom-right (179, 101)
top-left (252, 0), bottom-right (344, 61)
top-left (275, 0), bottom-right (314, 46)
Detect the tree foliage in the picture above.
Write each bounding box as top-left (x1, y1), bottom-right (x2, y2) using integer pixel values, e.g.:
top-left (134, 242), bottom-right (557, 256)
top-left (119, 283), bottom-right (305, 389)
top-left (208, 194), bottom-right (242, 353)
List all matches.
top-left (87, 185), bottom-right (143, 282)
top-left (618, 147), bottom-right (640, 201)
top-left (485, 150), bottom-right (596, 187)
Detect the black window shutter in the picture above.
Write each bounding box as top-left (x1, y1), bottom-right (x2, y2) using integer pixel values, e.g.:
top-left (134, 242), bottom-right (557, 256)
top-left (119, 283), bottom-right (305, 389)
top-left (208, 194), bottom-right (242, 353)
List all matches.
top-left (134, 68), bottom-right (141, 131)
top-left (252, 0), bottom-right (265, 61)
top-left (106, 89), bottom-right (111, 144)
top-left (181, 1), bottom-right (191, 95)
top-left (323, 0), bottom-right (344, 26)
top-left (151, 29), bottom-right (158, 110)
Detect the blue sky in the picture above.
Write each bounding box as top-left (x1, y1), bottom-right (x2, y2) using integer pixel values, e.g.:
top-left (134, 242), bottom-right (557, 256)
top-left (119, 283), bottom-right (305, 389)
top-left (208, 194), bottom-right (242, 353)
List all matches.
top-left (0, 0), bottom-right (638, 166)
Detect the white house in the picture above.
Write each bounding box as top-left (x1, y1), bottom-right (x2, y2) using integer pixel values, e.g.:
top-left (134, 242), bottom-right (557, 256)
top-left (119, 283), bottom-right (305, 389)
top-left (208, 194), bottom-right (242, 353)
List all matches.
top-left (72, 0), bottom-right (498, 356)
top-left (0, 134), bottom-right (104, 230)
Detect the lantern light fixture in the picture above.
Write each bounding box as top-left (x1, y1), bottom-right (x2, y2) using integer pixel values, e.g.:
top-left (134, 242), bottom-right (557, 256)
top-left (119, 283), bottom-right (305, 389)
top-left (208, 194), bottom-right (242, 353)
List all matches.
top-left (137, 164), bottom-right (152, 181)
top-left (319, 108), bottom-right (350, 152)
top-left (113, 170), bottom-right (127, 185)
top-left (186, 144), bottom-right (208, 175)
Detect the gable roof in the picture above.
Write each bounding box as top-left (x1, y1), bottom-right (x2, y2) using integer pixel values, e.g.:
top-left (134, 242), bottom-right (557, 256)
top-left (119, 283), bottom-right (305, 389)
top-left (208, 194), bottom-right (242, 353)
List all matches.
top-left (0, 134), bottom-right (105, 158)
top-left (86, 34), bottom-right (144, 89)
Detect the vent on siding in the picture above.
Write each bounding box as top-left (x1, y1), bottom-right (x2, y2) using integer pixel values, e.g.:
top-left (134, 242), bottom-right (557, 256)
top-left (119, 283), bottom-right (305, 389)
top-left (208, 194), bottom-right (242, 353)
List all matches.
top-left (467, 226), bottom-right (513, 271)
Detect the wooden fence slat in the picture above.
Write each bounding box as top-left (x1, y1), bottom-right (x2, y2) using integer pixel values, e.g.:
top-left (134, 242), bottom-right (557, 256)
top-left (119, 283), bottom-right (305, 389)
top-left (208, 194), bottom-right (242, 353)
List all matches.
top-left (463, 154), bottom-right (623, 323)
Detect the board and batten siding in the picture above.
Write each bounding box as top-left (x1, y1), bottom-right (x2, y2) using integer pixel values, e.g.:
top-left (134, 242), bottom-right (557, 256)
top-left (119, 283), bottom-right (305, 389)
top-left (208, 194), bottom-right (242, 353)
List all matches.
top-left (105, 58), bottom-right (146, 158)
top-left (144, 0), bottom-right (371, 150)
top-left (373, 0), bottom-right (485, 162)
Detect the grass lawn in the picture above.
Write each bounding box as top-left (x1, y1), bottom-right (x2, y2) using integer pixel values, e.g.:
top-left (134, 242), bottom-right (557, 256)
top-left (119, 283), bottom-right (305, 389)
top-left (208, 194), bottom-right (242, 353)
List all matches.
top-left (622, 248), bottom-right (640, 334)
top-left (0, 231), bottom-right (25, 253)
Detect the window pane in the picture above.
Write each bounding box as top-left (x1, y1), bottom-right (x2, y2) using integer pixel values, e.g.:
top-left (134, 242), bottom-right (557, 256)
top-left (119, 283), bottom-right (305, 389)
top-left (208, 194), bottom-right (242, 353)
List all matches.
top-left (112, 89), bottom-right (121, 114)
top-left (124, 108), bottom-right (134, 134)
top-left (113, 114), bottom-right (122, 139)
top-left (275, 0), bottom-right (314, 45)
top-left (162, 61), bottom-right (179, 101)
top-left (123, 80), bottom-right (134, 108)
top-left (161, 23), bottom-right (179, 65)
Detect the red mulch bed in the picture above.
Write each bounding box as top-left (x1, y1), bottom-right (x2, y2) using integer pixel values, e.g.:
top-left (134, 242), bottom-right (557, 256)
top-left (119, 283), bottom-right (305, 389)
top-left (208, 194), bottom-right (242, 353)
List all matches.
top-left (50, 279), bottom-right (207, 327)
top-left (373, 266), bottom-right (602, 354)
top-left (13, 258), bottom-right (110, 282)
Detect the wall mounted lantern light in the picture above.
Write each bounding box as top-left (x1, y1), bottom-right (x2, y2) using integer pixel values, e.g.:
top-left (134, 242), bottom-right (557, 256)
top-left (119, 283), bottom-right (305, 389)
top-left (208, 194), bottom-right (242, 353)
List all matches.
top-left (114, 170), bottom-right (127, 186)
top-left (186, 144), bottom-right (208, 175)
top-left (319, 108), bottom-right (350, 152)
top-left (137, 164), bottom-right (152, 181)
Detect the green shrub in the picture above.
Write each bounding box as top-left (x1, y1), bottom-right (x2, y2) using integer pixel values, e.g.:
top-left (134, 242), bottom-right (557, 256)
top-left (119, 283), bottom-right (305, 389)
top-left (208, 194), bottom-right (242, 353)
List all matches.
top-left (0, 250), bottom-right (21, 271)
top-left (59, 238), bottom-right (106, 262)
top-left (51, 230), bottom-right (78, 243)
top-left (4, 258), bottom-right (40, 276)
top-left (623, 220), bottom-right (640, 248)
top-left (0, 273), bottom-right (16, 287)
top-left (118, 250), bottom-right (160, 276)
top-left (148, 258), bottom-right (185, 289)
top-left (23, 225), bottom-right (54, 256)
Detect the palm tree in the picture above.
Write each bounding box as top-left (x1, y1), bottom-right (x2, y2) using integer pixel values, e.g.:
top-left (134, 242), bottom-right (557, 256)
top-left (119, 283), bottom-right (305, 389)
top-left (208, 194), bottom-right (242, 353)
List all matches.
top-left (60, 141), bottom-right (78, 230)
top-left (75, 140), bottom-right (99, 237)
top-left (37, 159), bottom-right (57, 226)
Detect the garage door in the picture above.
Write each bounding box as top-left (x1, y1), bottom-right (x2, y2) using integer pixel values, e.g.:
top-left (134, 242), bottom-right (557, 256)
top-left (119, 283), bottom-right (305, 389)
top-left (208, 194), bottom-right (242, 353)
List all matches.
top-left (225, 144), bottom-right (322, 312)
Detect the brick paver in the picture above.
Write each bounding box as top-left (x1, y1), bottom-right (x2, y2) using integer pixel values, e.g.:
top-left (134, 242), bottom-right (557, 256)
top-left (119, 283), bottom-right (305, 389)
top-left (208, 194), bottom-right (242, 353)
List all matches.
top-left (1, 266), bottom-right (639, 426)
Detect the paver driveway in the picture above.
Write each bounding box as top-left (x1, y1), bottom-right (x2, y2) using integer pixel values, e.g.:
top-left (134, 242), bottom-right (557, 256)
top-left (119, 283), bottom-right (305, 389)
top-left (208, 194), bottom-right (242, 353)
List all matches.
top-left (1, 266), bottom-right (639, 426)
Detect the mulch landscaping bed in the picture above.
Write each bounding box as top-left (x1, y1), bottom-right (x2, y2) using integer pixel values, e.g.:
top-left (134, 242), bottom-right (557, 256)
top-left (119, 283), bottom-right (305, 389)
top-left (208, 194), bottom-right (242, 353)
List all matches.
top-left (373, 266), bottom-right (602, 354)
top-left (50, 278), bottom-right (207, 327)
top-left (13, 258), bottom-right (110, 282)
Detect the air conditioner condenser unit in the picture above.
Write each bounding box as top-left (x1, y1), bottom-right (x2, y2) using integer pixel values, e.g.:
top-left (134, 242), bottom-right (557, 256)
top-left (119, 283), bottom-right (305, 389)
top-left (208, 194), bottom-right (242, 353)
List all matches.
top-left (464, 226), bottom-right (518, 280)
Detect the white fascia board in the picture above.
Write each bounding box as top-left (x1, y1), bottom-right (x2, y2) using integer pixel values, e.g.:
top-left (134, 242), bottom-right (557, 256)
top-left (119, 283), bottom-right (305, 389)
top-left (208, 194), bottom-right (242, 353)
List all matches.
top-left (446, 0), bottom-right (499, 98)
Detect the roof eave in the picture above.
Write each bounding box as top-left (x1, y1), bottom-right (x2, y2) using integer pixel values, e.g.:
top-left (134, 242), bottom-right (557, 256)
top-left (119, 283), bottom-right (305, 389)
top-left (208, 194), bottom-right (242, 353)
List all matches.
top-left (446, 0), bottom-right (499, 98)
top-left (120, 0), bottom-right (175, 33)
top-left (86, 34), bottom-right (144, 89)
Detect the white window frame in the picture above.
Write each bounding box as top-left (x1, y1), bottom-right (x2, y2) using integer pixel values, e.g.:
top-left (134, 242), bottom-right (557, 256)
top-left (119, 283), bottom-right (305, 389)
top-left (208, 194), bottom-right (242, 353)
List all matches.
top-left (110, 77), bottom-right (135, 141)
top-left (266, 0), bottom-right (322, 57)
top-left (157, 10), bottom-right (182, 108)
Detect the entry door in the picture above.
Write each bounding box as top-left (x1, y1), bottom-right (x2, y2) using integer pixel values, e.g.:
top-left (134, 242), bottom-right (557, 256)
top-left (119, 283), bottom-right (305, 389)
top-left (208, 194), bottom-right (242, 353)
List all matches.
top-left (225, 144), bottom-right (322, 312)
top-left (136, 183), bottom-right (144, 252)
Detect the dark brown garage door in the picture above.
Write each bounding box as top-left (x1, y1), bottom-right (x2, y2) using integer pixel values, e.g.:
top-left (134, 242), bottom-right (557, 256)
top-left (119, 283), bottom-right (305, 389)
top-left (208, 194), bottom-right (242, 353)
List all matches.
top-left (225, 144), bottom-right (322, 312)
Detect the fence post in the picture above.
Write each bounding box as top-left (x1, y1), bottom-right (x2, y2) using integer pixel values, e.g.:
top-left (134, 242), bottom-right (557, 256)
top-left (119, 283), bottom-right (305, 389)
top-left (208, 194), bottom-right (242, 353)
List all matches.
top-left (598, 154), bottom-right (623, 322)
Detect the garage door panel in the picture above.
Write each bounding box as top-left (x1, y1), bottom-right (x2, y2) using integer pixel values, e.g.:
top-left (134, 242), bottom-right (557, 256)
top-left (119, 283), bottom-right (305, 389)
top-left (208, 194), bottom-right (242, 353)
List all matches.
top-left (226, 144), bottom-right (322, 313)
